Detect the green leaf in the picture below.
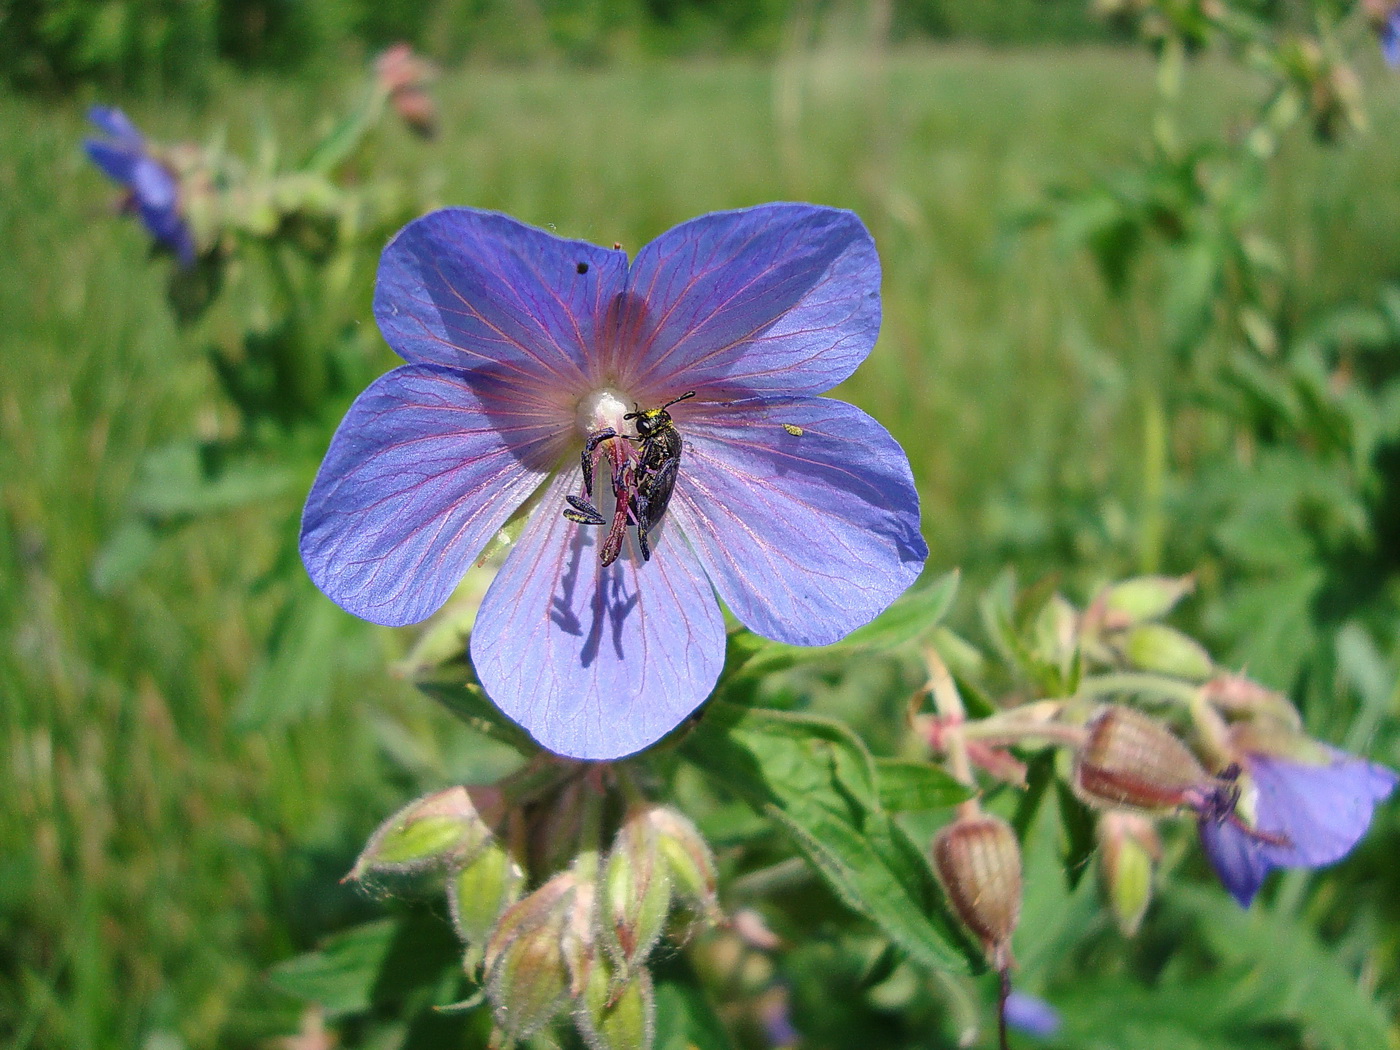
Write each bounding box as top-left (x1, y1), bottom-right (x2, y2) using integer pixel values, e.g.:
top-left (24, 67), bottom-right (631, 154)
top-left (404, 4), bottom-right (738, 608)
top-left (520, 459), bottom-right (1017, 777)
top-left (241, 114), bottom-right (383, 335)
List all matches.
top-left (236, 585), bottom-right (357, 730)
top-left (414, 673), bottom-right (538, 753)
top-left (874, 760), bottom-right (973, 812)
top-left (1049, 974), bottom-right (1290, 1050)
top-left (1167, 886), bottom-right (1393, 1050)
top-left (719, 570), bottom-right (960, 684)
top-left (1013, 775), bottom-right (1100, 982)
top-left (1335, 621), bottom-right (1395, 752)
top-left (269, 920), bottom-right (399, 1016)
top-left (839, 569), bottom-right (960, 651)
top-left (683, 701), bottom-right (979, 975)
top-left (268, 913), bottom-right (465, 1020)
top-left (302, 87), bottom-right (384, 176)
top-left (1052, 780), bottom-right (1096, 890)
top-left (1163, 239), bottom-right (1221, 359)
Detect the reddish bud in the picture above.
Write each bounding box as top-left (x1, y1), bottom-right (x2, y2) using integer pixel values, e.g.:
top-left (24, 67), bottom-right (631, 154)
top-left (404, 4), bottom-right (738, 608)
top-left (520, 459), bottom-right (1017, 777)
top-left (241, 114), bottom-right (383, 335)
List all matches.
top-left (482, 873), bottom-right (576, 1040)
top-left (1074, 706), bottom-right (1210, 812)
top-left (1200, 674), bottom-right (1300, 728)
top-left (602, 806), bottom-right (673, 974)
top-left (931, 814), bottom-right (1022, 970)
top-left (391, 89), bottom-right (438, 138)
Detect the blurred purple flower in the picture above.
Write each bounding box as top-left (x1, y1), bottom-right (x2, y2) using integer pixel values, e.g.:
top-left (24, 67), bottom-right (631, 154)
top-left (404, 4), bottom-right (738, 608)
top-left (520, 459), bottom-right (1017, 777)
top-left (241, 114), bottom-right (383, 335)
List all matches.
top-left (301, 204), bottom-right (926, 759)
top-left (1004, 991), bottom-right (1061, 1039)
top-left (1198, 746), bottom-right (1397, 907)
top-left (1383, 8), bottom-right (1400, 67)
top-left (83, 105), bottom-right (195, 266)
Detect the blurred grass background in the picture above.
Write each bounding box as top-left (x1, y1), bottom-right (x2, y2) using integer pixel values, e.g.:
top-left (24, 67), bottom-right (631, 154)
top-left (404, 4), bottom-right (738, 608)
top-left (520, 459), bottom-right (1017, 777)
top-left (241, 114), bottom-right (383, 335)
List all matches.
top-left (4, 19), bottom-right (1400, 1049)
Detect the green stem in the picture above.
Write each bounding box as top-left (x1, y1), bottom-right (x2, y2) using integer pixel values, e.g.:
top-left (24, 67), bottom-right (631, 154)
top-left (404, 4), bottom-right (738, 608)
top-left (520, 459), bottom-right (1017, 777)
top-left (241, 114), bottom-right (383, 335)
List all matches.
top-left (571, 768), bottom-right (607, 884)
top-left (1076, 672), bottom-right (1201, 705)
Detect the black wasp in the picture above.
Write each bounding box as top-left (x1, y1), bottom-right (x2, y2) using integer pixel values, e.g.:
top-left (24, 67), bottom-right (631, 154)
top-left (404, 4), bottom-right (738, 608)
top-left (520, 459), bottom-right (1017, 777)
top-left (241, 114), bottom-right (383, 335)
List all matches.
top-left (564, 391), bottom-right (696, 565)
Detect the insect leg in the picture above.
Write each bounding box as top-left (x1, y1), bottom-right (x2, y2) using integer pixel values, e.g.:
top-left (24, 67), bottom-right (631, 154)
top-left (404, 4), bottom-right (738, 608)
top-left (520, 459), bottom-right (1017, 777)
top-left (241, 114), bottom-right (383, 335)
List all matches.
top-left (633, 492), bottom-right (653, 562)
top-left (563, 494), bottom-right (607, 526)
top-left (580, 427), bottom-right (619, 497)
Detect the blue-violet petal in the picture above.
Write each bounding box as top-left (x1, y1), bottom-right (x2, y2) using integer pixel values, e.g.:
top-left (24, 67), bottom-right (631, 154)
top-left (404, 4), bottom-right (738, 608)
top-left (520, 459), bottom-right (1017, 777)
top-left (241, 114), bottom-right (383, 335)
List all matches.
top-left (470, 473), bottom-right (725, 760)
top-left (301, 363), bottom-right (553, 626)
top-left (669, 395), bottom-right (926, 646)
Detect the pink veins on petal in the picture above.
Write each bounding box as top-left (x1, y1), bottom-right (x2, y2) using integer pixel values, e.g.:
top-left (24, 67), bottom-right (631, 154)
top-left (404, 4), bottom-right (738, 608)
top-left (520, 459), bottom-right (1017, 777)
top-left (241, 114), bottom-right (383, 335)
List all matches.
top-left (301, 203), bottom-right (927, 760)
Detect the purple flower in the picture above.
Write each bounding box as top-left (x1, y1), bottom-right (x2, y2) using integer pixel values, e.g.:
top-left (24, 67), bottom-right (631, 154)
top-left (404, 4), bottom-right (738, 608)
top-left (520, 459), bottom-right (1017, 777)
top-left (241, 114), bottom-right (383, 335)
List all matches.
top-left (1198, 746), bottom-right (1397, 907)
top-left (1383, 8), bottom-right (1400, 67)
top-left (1004, 990), bottom-right (1061, 1039)
top-left (301, 204), bottom-right (926, 759)
top-left (83, 106), bottom-right (195, 266)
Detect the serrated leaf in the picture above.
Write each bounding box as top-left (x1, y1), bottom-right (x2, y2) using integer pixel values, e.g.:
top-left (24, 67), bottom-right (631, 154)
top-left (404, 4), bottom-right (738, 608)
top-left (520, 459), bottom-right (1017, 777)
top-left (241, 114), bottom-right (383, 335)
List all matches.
top-left (875, 760), bottom-right (973, 812)
top-left (268, 920), bottom-right (399, 1017)
top-left (683, 701), bottom-right (979, 975)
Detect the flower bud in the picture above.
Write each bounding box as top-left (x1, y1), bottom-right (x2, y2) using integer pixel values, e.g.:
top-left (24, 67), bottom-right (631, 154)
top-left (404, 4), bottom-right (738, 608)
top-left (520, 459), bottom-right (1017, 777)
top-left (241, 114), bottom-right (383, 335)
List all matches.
top-left (562, 875), bottom-right (600, 998)
top-left (1097, 575), bottom-right (1194, 628)
top-left (1118, 623), bottom-right (1214, 680)
top-left (391, 89), bottom-right (438, 139)
top-left (575, 954), bottom-right (655, 1050)
top-left (1200, 674), bottom-right (1300, 728)
top-left (351, 785), bottom-right (504, 879)
top-left (647, 806), bottom-right (720, 924)
top-left (602, 806), bottom-right (673, 973)
top-left (931, 814), bottom-right (1021, 970)
top-left (448, 823), bottom-right (527, 952)
top-left (1096, 811), bottom-right (1161, 937)
top-left (1031, 593), bottom-right (1079, 677)
top-left (483, 873), bottom-right (576, 1041)
top-left (1074, 706), bottom-right (1210, 812)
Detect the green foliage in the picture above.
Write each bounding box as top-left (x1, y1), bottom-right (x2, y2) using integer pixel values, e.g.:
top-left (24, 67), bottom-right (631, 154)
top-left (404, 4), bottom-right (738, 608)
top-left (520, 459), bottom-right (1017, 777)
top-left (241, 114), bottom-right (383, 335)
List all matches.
top-left (7, 33), bottom-right (1400, 1050)
top-left (0, 0), bottom-right (219, 92)
top-left (683, 700), bottom-right (981, 976)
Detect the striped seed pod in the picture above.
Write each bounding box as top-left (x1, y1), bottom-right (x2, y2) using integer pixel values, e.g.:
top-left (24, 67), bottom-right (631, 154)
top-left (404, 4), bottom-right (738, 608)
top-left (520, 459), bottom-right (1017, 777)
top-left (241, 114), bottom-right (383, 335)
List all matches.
top-left (1074, 706), bottom-right (1210, 812)
top-left (931, 813), bottom-right (1022, 971)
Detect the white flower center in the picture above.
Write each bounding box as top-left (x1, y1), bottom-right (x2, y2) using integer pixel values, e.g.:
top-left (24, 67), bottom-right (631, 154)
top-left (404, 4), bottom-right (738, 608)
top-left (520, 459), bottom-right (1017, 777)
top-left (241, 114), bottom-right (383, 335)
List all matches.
top-left (575, 389), bottom-right (632, 441)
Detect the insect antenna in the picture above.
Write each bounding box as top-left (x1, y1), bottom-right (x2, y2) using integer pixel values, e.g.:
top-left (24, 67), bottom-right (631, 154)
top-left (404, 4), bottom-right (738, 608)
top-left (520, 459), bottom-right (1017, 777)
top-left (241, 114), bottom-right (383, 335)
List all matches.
top-left (624, 390), bottom-right (696, 421)
top-left (662, 390), bottom-right (697, 410)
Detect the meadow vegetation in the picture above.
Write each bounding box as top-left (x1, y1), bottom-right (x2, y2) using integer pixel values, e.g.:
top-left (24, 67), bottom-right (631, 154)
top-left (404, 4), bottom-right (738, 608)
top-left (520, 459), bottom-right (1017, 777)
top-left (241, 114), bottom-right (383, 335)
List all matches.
top-left (3, 42), bottom-right (1399, 1048)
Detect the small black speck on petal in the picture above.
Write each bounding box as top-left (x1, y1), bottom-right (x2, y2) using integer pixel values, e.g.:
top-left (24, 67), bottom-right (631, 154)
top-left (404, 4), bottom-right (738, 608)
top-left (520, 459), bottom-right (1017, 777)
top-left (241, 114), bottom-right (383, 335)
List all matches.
top-left (576, 261), bottom-right (589, 274)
